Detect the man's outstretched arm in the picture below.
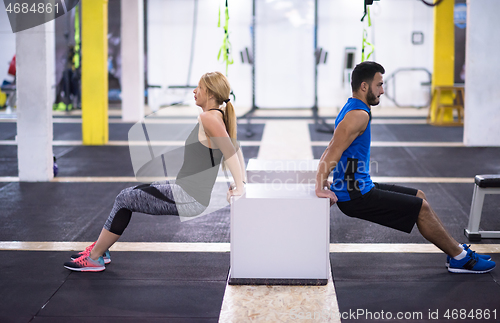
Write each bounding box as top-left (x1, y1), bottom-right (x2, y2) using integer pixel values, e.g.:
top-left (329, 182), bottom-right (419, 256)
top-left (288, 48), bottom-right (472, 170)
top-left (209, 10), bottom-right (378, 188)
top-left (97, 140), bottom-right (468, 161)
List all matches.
top-left (315, 110), bottom-right (370, 204)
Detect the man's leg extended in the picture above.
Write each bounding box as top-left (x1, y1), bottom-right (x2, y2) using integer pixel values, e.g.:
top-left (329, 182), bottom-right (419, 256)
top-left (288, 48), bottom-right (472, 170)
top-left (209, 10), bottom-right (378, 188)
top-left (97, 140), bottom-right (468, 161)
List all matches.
top-left (415, 189), bottom-right (494, 273)
top-left (337, 184), bottom-right (495, 272)
top-left (414, 193), bottom-right (462, 258)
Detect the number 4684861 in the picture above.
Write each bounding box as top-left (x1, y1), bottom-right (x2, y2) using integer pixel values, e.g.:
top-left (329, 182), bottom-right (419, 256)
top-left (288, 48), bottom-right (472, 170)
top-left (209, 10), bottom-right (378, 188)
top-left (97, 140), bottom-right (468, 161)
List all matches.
top-left (6, 2), bottom-right (59, 14)
top-left (443, 309), bottom-right (497, 320)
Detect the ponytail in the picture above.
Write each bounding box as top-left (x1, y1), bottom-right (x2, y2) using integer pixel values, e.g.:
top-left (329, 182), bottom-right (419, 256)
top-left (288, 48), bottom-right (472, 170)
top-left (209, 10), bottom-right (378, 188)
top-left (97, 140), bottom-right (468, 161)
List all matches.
top-left (223, 101), bottom-right (237, 139)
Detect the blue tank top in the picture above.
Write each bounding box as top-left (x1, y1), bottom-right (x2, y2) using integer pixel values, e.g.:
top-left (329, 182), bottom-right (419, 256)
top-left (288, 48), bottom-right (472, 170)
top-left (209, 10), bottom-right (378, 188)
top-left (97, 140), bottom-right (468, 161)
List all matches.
top-left (330, 98), bottom-right (374, 202)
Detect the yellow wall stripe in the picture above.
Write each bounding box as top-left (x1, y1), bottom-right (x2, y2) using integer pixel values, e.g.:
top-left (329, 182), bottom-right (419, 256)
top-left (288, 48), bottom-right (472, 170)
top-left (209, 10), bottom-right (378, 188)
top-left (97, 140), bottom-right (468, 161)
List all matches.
top-left (81, 0), bottom-right (109, 145)
top-left (430, 0), bottom-right (455, 123)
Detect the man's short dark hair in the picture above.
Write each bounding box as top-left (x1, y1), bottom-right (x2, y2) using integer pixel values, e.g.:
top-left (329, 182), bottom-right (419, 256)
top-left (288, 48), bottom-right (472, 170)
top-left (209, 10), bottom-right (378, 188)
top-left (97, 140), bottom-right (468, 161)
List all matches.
top-left (351, 61), bottom-right (385, 92)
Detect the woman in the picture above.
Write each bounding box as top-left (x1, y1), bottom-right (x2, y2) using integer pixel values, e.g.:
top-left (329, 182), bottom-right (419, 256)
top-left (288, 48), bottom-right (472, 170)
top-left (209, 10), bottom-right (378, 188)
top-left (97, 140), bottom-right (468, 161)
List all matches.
top-left (64, 72), bottom-right (246, 272)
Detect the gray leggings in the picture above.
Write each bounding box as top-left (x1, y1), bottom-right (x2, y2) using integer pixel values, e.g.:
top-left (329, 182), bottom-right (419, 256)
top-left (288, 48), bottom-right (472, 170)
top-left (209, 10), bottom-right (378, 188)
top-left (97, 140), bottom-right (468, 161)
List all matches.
top-left (104, 181), bottom-right (206, 235)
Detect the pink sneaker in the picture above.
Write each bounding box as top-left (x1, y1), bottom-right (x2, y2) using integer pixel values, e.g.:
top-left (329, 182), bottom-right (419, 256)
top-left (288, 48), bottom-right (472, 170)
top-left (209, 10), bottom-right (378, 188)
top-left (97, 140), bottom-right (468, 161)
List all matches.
top-left (64, 255), bottom-right (105, 272)
top-left (71, 242), bottom-right (111, 264)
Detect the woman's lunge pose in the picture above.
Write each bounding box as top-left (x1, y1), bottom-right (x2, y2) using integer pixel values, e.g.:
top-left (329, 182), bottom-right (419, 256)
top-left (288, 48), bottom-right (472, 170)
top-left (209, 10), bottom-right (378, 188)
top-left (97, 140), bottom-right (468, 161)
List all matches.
top-left (64, 72), bottom-right (246, 272)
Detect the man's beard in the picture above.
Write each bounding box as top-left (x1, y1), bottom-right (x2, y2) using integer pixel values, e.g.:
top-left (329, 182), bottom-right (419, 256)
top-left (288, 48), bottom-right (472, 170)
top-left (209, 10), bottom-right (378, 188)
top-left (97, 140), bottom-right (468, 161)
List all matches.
top-left (366, 87), bottom-right (380, 106)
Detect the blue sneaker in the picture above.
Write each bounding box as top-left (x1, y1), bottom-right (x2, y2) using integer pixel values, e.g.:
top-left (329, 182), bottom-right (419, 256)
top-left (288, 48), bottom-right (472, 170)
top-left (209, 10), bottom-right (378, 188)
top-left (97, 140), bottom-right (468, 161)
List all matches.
top-left (64, 255), bottom-right (105, 272)
top-left (448, 248), bottom-right (496, 274)
top-left (446, 244), bottom-right (491, 267)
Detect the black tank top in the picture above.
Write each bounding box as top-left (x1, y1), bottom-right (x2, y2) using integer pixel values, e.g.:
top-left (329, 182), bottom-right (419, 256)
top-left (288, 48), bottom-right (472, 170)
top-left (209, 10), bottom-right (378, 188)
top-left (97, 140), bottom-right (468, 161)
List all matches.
top-left (176, 109), bottom-right (224, 206)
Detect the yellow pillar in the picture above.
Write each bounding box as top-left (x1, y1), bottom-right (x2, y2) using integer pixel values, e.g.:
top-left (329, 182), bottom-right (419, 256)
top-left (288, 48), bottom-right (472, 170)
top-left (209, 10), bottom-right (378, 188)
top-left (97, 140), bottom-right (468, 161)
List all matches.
top-left (81, 0), bottom-right (108, 145)
top-left (430, 0), bottom-right (454, 123)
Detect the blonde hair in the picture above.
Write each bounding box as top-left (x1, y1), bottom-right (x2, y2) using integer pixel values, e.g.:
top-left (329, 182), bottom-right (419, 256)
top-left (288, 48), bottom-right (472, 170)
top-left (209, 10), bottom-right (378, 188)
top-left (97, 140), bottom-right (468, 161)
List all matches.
top-left (200, 71), bottom-right (237, 139)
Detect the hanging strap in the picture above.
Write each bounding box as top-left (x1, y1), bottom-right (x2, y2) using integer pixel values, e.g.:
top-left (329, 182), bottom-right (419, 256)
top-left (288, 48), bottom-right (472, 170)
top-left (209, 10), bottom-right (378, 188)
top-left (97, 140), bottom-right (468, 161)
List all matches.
top-left (217, 0), bottom-right (234, 75)
top-left (74, 4), bottom-right (80, 69)
top-left (361, 7), bottom-right (375, 62)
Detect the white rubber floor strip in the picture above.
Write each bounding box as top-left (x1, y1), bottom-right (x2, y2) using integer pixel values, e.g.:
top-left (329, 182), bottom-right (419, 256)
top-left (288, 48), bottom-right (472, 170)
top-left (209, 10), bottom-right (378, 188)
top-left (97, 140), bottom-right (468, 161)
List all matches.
top-left (0, 140), bottom-right (16, 145)
top-left (0, 177), bottom-right (19, 182)
top-left (0, 241), bottom-right (231, 252)
top-left (258, 120), bottom-right (313, 160)
top-left (1, 242), bottom-right (499, 253)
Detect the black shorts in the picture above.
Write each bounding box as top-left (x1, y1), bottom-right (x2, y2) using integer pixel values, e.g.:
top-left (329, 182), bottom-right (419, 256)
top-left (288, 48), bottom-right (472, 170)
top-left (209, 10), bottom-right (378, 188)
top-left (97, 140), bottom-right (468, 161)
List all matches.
top-left (336, 183), bottom-right (423, 233)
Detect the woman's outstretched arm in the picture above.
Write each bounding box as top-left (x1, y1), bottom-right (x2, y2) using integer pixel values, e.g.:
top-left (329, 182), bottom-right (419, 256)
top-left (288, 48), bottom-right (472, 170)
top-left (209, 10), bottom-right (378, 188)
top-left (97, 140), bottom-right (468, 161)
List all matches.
top-left (199, 112), bottom-right (245, 199)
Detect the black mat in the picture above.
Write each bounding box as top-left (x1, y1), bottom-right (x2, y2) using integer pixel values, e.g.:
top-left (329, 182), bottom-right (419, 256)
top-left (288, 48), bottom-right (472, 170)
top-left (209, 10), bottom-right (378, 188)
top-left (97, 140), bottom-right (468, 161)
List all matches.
top-left (242, 146), bottom-right (259, 164)
top-left (312, 146), bottom-right (500, 178)
top-left (372, 147), bottom-right (500, 178)
top-left (0, 251), bottom-right (228, 322)
top-left (0, 121), bottom-right (264, 142)
top-left (237, 123), bottom-right (265, 141)
top-left (41, 280), bottom-right (226, 318)
top-left (310, 123), bottom-right (464, 142)
top-left (65, 252), bottom-right (230, 281)
top-left (0, 182), bottom-right (231, 243)
top-left (2, 181), bottom-right (498, 244)
top-left (0, 182), bottom-right (132, 241)
top-left (54, 123), bottom-right (197, 142)
top-left (13, 128), bottom-right (496, 180)
top-left (0, 145), bottom-right (17, 177)
top-left (0, 251), bottom-right (70, 323)
top-left (0, 145), bottom-right (258, 177)
top-left (331, 253), bottom-right (500, 323)
top-left (0, 122), bottom-right (16, 140)
top-left (56, 146), bottom-right (135, 176)
top-left (330, 182), bottom-right (500, 244)
top-left (0, 182), bottom-right (11, 190)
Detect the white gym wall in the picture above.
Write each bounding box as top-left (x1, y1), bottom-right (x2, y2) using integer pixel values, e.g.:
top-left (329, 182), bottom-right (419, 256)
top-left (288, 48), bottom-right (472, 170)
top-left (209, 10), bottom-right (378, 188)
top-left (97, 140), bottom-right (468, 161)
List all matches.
top-left (0, 0), bottom-right (435, 112)
top-left (318, 0), bottom-right (434, 109)
top-left (147, 0), bottom-right (252, 109)
top-left (463, 0), bottom-right (500, 147)
top-left (147, 0), bottom-right (434, 111)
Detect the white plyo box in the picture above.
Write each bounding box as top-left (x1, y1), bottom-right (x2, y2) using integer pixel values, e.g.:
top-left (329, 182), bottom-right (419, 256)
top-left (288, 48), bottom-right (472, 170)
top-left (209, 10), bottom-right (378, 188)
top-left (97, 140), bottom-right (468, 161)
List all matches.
top-left (246, 159), bottom-right (320, 184)
top-left (230, 183), bottom-right (330, 281)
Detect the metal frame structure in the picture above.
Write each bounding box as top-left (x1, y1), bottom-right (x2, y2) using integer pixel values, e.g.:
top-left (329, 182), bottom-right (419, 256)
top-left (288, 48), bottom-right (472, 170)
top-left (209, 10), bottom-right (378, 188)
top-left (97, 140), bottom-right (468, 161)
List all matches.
top-left (383, 68), bottom-right (432, 109)
top-left (242, 0), bottom-right (334, 137)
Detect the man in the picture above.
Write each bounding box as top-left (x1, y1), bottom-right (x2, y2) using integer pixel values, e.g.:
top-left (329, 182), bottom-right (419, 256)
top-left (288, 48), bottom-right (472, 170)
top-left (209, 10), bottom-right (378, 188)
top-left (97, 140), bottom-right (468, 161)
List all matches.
top-left (315, 61), bottom-right (495, 274)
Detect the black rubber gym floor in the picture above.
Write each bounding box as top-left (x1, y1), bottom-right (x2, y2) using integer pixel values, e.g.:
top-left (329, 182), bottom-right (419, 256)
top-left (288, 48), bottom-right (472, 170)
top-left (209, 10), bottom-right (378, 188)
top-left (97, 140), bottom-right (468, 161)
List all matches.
top-left (1, 119), bottom-right (500, 322)
top-left (309, 123), bottom-right (464, 142)
top-left (312, 146), bottom-right (500, 178)
top-left (331, 253), bottom-right (500, 323)
top-left (0, 122), bottom-right (263, 177)
top-left (0, 251), bottom-right (227, 323)
top-left (1, 181), bottom-right (498, 245)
